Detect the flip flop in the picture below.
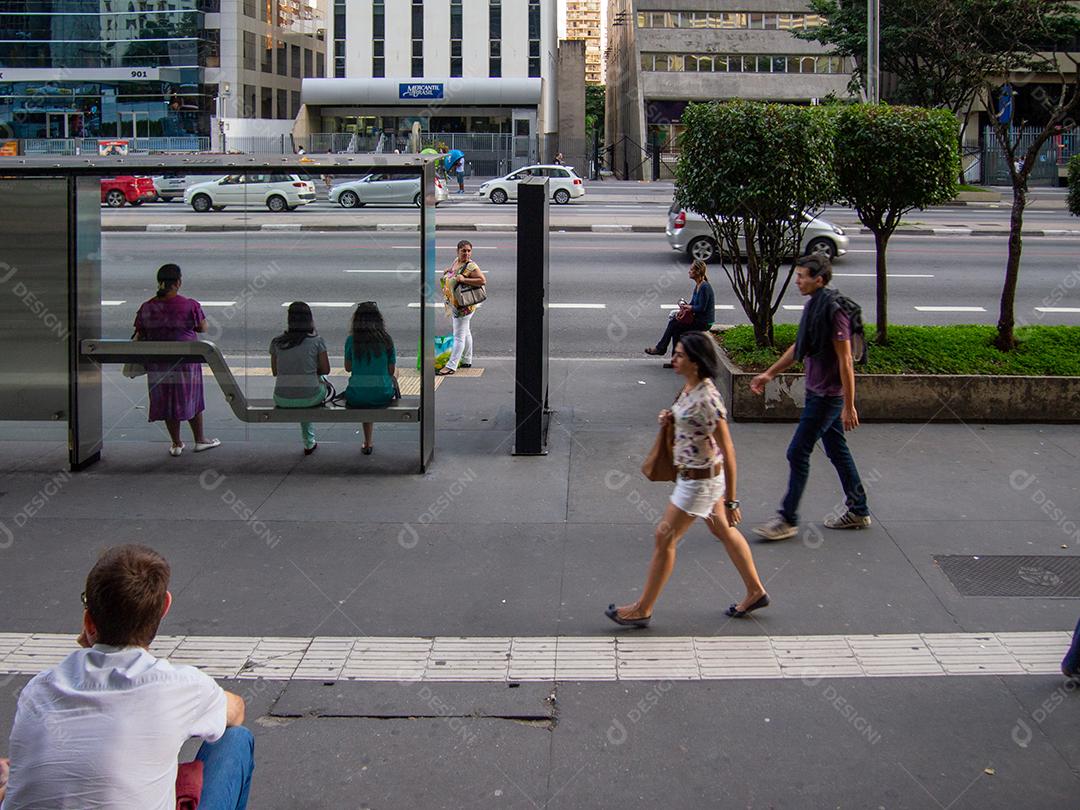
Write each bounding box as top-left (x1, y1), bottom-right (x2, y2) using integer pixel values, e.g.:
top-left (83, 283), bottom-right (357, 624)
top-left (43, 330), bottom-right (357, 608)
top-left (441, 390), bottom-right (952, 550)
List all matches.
top-left (605, 603), bottom-right (651, 628)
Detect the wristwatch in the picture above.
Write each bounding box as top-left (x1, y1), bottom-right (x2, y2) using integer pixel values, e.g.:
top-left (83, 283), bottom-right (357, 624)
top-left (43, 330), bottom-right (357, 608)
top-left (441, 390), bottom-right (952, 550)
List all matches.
top-left (724, 500), bottom-right (740, 509)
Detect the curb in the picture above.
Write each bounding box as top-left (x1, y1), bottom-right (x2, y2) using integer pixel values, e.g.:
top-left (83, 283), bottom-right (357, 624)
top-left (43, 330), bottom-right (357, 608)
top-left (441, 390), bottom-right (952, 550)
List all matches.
top-left (103, 224), bottom-right (1080, 237)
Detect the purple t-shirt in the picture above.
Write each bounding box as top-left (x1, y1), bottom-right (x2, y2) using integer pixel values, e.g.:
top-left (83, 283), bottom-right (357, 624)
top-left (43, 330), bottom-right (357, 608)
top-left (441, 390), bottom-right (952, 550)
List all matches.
top-left (804, 308), bottom-right (850, 396)
top-left (134, 294), bottom-right (205, 342)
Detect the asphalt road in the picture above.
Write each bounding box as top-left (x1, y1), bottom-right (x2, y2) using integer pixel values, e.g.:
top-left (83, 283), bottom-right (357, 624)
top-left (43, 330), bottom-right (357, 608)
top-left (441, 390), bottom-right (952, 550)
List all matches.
top-left (101, 230), bottom-right (1080, 359)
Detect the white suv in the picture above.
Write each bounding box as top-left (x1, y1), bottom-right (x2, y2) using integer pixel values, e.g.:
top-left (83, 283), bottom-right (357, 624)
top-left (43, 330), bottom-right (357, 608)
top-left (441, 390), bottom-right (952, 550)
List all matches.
top-left (185, 173), bottom-right (317, 213)
top-left (478, 165), bottom-right (585, 205)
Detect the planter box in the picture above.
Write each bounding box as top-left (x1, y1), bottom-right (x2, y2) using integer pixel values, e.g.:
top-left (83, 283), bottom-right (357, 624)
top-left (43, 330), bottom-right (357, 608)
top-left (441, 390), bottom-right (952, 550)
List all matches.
top-left (953, 190), bottom-right (1001, 203)
top-left (715, 349), bottom-right (1080, 423)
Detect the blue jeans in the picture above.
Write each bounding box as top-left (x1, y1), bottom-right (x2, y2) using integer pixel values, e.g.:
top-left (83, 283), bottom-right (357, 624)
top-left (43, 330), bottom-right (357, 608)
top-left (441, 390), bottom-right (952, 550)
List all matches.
top-left (195, 726), bottom-right (255, 810)
top-left (779, 393), bottom-right (868, 526)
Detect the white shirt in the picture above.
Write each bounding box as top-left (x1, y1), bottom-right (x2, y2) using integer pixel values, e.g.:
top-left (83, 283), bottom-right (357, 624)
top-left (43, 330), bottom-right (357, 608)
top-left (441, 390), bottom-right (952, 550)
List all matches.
top-left (2, 645), bottom-right (227, 810)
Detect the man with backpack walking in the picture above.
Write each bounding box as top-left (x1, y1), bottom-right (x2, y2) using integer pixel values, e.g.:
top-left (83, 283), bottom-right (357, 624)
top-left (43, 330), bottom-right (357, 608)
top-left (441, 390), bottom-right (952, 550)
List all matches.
top-left (750, 253), bottom-right (871, 540)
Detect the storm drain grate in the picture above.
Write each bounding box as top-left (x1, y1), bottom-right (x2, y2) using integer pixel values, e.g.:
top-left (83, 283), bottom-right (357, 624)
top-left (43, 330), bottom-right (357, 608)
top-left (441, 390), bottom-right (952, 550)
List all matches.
top-left (935, 555), bottom-right (1080, 597)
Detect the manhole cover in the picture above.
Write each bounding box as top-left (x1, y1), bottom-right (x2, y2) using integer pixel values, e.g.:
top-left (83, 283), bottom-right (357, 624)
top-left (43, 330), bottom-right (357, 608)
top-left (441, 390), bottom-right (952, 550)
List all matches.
top-left (935, 555), bottom-right (1080, 597)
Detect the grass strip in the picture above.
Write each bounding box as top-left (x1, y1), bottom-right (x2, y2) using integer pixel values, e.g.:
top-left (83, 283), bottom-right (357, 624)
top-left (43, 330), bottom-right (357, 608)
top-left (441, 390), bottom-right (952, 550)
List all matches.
top-left (716, 324), bottom-right (1080, 376)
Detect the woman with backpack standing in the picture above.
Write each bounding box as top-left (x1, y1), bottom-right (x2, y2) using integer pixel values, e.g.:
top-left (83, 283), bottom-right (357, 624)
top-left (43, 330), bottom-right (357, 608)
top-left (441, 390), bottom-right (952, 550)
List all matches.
top-left (437, 240), bottom-right (487, 376)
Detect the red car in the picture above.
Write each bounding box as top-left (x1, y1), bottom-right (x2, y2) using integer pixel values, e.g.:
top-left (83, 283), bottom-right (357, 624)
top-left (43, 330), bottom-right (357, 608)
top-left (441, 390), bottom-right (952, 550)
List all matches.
top-left (100, 176), bottom-right (157, 207)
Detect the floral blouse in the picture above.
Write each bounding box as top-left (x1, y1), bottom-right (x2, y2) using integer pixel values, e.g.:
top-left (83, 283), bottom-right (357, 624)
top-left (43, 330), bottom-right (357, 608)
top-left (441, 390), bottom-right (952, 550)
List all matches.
top-left (440, 260), bottom-right (481, 318)
top-left (672, 379), bottom-right (727, 469)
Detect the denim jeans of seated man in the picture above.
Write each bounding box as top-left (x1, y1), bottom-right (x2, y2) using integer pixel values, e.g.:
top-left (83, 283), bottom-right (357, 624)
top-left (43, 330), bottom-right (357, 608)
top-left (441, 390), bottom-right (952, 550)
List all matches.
top-left (779, 393), bottom-right (868, 526)
top-left (195, 726), bottom-right (255, 810)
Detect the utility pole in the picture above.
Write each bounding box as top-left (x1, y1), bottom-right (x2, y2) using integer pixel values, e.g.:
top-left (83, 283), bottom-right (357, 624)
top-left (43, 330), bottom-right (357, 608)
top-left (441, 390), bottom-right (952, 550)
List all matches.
top-left (867, 0), bottom-right (880, 103)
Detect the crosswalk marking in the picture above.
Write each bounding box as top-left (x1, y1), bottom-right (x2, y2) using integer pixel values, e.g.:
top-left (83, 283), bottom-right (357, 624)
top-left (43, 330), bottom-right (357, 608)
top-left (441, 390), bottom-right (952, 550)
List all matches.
top-left (0, 631), bottom-right (1067, 682)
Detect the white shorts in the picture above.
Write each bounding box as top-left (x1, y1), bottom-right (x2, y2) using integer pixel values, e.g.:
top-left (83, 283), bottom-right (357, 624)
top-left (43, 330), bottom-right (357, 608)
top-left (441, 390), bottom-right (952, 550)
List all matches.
top-left (670, 473), bottom-right (726, 518)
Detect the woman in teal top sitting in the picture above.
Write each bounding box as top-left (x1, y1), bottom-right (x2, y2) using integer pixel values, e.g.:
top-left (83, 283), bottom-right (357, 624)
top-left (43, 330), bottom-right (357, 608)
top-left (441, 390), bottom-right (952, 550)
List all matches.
top-left (344, 301), bottom-right (398, 455)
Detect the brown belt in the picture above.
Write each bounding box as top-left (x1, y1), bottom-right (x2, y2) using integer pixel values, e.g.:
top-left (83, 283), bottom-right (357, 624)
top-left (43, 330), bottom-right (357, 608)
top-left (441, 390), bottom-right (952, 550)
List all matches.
top-left (677, 465), bottom-right (721, 480)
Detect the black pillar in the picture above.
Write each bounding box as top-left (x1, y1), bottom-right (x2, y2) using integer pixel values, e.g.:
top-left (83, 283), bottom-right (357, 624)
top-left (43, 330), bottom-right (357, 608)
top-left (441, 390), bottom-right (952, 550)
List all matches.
top-left (513, 178), bottom-right (549, 456)
top-left (651, 139), bottom-right (661, 181)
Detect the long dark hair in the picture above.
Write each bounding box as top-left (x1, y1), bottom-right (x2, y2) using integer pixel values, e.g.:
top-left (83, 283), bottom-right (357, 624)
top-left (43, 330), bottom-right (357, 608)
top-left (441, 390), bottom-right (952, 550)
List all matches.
top-left (350, 302), bottom-right (394, 363)
top-left (155, 263), bottom-right (181, 298)
top-left (676, 331), bottom-right (720, 381)
top-left (274, 301), bottom-right (316, 350)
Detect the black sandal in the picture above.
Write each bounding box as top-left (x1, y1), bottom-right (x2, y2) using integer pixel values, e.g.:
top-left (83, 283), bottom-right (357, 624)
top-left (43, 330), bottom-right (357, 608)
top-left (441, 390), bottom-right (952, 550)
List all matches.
top-left (605, 603), bottom-right (651, 628)
top-left (725, 594), bottom-right (770, 618)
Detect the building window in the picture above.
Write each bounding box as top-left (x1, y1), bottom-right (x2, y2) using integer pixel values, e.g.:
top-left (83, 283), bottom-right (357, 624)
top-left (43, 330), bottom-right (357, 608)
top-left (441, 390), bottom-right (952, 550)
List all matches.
top-left (304, 48), bottom-right (313, 77)
top-left (262, 37), bottom-right (273, 73)
top-left (317, 52), bottom-right (326, 77)
top-left (277, 41), bottom-right (287, 75)
top-left (527, 0), bottom-right (540, 77)
top-left (291, 90), bottom-right (301, 118)
top-left (243, 84), bottom-right (256, 118)
top-left (334, 0), bottom-right (347, 77)
top-left (489, 0), bottom-right (502, 77)
top-left (450, 0), bottom-right (463, 77)
top-left (636, 11), bottom-right (824, 30)
top-left (242, 31), bottom-right (256, 70)
top-left (243, 0), bottom-right (256, 18)
top-left (411, 0), bottom-right (424, 77)
top-left (373, 0), bottom-right (385, 78)
top-left (640, 52), bottom-right (843, 74)
top-left (261, 86), bottom-right (273, 119)
top-left (277, 88), bottom-right (288, 119)
top-left (291, 44), bottom-right (301, 78)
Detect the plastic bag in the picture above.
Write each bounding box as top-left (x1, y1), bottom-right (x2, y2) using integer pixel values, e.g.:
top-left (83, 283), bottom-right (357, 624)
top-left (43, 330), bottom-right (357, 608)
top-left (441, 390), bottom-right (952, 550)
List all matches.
top-left (417, 335), bottom-right (454, 370)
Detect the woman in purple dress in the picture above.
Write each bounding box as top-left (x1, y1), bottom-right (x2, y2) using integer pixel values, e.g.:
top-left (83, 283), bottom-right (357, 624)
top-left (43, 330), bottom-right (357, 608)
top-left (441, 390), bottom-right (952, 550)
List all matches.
top-left (134, 264), bottom-right (220, 457)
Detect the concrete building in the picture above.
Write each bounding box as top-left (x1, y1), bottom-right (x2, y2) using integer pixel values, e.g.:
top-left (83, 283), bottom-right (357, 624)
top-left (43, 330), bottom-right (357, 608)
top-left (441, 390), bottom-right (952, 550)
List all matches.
top-left (299, 0), bottom-right (558, 162)
top-left (0, 0), bottom-right (328, 142)
top-left (567, 0), bottom-right (603, 84)
top-left (604, 0), bottom-right (851, 178)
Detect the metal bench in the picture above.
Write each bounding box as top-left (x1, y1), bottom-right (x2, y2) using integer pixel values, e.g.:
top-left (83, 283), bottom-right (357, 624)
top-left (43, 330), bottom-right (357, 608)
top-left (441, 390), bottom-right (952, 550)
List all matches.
top-left (81, 339), bottom-right (431, 468)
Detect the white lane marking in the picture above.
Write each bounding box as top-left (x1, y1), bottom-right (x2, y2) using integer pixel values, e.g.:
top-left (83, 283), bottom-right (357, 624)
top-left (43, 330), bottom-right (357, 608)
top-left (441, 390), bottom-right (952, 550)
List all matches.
top-left (407, 302), bottom-right (445, 308)
top-left (200, 301), bottom-right (238, 307)
top-left (782, 304), bottom-right (805, 310)
top-left (833, 273), bottom-right (935, 278)
top-left (913, 306), bottom-right (986, 312)
top-left (0, 631), bottom-right (1066, 681)
top-left (1034, 307), bottom-right (1080, 313)
top-left (549, 303), bottom-right (606, 309)
top-left (283, 302), bottom-right (356, 308)
top-left (660, 304), bottom-right (736, 310)
top-left (346, 269), bottom-right (416, 273)
top-left (389, 245), bottom-right (497, 250)
top-left (101, 300), bottom-right (127, 306)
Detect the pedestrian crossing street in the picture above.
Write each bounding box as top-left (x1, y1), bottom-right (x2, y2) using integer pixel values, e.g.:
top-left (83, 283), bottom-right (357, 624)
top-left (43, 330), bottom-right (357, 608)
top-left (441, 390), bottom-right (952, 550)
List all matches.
top-left (0, 631), bottom-right (1068, 682)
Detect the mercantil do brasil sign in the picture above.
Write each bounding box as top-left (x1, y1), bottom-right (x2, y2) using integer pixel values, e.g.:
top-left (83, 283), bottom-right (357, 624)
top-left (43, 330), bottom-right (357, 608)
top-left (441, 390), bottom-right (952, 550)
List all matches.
top-left (399, 83), bottom-right (444, 100)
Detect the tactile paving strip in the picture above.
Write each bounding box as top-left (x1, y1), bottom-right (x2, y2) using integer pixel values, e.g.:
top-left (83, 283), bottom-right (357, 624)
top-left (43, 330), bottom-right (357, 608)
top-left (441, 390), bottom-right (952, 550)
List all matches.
top-left (935, 555), bottom-right (1080, 597)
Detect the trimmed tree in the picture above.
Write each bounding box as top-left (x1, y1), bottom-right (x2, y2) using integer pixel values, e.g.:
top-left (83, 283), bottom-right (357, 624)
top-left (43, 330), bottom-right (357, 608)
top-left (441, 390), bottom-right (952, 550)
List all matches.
top-left (833, 105), bottom-right (960, 345)
top-left (1069, 154), bottom-right (1080, 218)
top-left (674, 101), bottom-right (835, 347)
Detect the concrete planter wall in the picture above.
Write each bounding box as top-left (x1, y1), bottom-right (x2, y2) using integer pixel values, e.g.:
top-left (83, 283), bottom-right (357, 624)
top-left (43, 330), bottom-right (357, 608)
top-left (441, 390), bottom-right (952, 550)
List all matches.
top-left (715, 349), bottom-right (1080, 423)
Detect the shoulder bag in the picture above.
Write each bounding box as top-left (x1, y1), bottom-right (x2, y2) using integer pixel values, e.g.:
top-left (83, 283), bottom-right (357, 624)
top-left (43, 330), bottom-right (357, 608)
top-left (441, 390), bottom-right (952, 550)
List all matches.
top-left (453, 262), bottom-right (487, 308)
top-left (122, 330), bottom-right (146, 379)
top-left (641, 392), bottom-right (681, 482)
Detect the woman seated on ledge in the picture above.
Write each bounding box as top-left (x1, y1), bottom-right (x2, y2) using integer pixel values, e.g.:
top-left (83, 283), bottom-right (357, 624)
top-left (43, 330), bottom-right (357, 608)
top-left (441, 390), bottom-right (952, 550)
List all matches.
top-left (270, 301), bottom-right (330, 456)
top-left (344, 302), bottom-right (398, 456)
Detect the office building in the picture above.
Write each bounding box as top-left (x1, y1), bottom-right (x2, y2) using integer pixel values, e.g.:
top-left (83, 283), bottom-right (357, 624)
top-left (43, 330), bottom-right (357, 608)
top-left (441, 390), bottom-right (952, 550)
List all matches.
top-left (566, 0), bottom-right (602, 84)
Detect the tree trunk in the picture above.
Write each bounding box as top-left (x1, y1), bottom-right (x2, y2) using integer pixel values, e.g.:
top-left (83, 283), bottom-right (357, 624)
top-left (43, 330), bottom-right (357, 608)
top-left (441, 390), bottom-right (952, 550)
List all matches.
top-left (752, 300), bottom-right (774, 347)
top-left (996, 182), bottom-right (1027, 351)
top-left (873, 229), bottom-right (891, 345)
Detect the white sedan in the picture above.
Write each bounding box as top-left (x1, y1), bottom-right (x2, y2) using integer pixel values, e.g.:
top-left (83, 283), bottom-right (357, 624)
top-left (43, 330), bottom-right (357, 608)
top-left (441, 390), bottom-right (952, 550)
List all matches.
top-left (478, 164), bottom-right (585, 205)
top-left (184, 173), bottom-right (316, 212)
top-left (329, 173), bottom-right (448, 208)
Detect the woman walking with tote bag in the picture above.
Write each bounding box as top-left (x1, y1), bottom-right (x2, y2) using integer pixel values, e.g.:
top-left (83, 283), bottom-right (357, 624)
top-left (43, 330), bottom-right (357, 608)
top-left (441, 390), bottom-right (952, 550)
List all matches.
top-left (437, 240), bottom-right (487, 376)
top-left (607, 331), bottom-right (769, 627)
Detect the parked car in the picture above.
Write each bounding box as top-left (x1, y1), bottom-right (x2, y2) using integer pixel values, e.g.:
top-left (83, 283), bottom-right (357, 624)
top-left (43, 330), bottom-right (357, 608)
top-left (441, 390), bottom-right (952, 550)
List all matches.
top-left (151, 174), bottom-right (191, 202)
top-left (477, 164), bottom-right (585, 205)
top-left (100, 176), bottom-right (157, 207)
top-left (184, 173), bottom-right (316, 212)
top-left (329, 173), bottom-right (448, 208)
top-left (666, 206), bottom-right (849, 261)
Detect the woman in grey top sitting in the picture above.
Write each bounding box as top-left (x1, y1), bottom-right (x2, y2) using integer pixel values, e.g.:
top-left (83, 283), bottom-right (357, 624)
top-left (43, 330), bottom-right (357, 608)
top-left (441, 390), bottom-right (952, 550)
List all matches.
top-left (270, 302), bottom-right (330, 455)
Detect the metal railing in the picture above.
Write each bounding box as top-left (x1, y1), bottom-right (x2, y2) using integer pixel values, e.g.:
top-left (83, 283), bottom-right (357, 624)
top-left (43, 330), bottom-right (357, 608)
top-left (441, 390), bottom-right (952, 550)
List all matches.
top-left (981, 126), bottom-right (1076, 186)
top-left (16, 137), bottom-right (210, 156)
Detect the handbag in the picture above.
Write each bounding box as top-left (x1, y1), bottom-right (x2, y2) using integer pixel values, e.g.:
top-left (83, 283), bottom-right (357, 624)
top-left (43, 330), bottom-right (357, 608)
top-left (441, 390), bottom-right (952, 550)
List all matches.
top-left (641, 419), bottom-right (676, 482)
top-left (454, 282), bottom-right (487, 308)
top-left (674, 306), bottom-right (694, 326)
top-left (122, 330), bottom-right (146, 379)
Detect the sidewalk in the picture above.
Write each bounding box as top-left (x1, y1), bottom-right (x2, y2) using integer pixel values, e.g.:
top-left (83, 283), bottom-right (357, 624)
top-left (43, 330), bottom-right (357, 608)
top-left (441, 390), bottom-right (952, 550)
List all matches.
top-left (0, 358), bottom-right (1077, 807)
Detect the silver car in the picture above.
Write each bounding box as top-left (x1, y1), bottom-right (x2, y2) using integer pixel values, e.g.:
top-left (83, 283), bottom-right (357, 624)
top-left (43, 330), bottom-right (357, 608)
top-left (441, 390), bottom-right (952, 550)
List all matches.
top-left (666, 206), bottom-right (849, 262)
top-left (329, 173), bottom-right (448, 208)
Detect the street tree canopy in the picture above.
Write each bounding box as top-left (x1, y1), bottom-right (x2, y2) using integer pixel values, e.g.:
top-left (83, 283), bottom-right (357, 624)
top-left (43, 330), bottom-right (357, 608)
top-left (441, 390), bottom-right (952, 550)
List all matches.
top-left (674, 100), bottom-right (835, 347)
top-left (833, 105), bottom-right (959, 344)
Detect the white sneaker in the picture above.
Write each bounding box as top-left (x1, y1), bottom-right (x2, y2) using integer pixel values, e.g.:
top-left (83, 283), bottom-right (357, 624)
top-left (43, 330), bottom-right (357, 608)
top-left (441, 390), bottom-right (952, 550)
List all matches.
top-left (824, 511), bottom-right (872, 530)
top-left (753, 516), bottom-right (797, 541)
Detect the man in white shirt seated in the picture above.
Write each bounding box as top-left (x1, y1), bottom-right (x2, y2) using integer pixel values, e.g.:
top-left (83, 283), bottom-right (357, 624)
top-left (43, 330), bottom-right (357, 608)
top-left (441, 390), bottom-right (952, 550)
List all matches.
top-left (0, 544), bottom-right (254, 810)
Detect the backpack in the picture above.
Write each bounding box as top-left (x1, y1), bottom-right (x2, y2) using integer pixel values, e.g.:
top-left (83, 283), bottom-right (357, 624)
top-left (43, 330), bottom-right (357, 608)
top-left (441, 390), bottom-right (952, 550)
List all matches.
top-left (833, 292), bottom-right (868, 365)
